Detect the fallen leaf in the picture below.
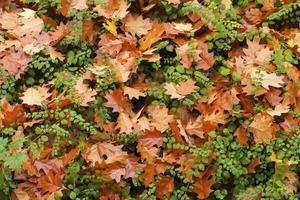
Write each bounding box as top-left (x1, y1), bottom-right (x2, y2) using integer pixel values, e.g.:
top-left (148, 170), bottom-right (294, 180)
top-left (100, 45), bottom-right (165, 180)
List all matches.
top-left (149, 105), bottom-right (174, 132)
top-left (155, 176), bottom-right (174, 199)
top-left (20, 87), bottom-right (51, 106)
top-left (122, 14), bottom-right (153, 37)
top-left (249, 112), bottom-right (274, 144)
top-left (123, 86), bottom-right (145, 100)
top-left (247, 157), bottom-right (261, 173)
top-left (176, 79), bottom-right (198, 96)
top-left (37, 170), bottom-right (63, 194)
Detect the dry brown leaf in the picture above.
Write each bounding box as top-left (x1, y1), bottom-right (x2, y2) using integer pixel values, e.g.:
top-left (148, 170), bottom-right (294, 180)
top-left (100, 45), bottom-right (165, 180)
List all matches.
top-left (123, 86), bottom-right (145, 100)
top-left (20, 86), bottom-right (51, 106)
top-left (249, 112), bottom-right (274, 144)
top-left (103, 88), bottom-right (132, 113)
top-left (116, 113), bottom-right (134, 134)
top-left (149, 105), bottom-right (174, 132)
top-left (122, 14), bottom-right (153, 37)
top-left (176, 79), bottom-right (198, 96)
top-left (247, 157), bottom-right (261, 173)
top-left (140, 24), bottom-right (166, 51)
top-left (234, 126), bottom-right (248, 145)
top-left (164, 83), bottom-right (185, 99)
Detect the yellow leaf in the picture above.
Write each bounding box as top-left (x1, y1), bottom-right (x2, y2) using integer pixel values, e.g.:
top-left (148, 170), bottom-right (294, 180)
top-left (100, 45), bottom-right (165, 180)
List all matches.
top-left (103, 20), bottom-right (117, 35)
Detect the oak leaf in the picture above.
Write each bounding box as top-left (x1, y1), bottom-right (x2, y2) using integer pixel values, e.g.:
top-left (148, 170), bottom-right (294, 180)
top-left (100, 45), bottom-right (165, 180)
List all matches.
top-left (20, 86), bottom-right (51, 106)
top-left (0, 100), bottom-right (25, 126)
top-left (138, 129), bottom-right (163, 149)
top-left (116, 113), bottom-right (134, 134)
top-left (251, 70), bottom-right (285, 90)
top-left (123, 86), bottom-right (145, 100)
top-left (122, 14), bottom-right (153, 37)
top-left (193, 169), bottom-right (215, 199)
top-left (141, 164), bottom-right (155, 187)
top-left (103, 88), bottom-right (132, 113)
top-left (84, 142), bottom-right (128, 166)
top-left (249, 112), bottom-right (274, 144)
top-left (140, 24), bottom-right (166, 51)
top-left (149, 105), bottom-right (174, 132)
top-left (0, 48), bottom-right (30, 79)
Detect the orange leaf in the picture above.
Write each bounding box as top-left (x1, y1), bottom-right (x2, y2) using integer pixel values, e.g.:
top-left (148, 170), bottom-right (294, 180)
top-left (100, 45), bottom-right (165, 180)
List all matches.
top-left (80, 20), bottom-right (94, 44)
top-left (140, 24), bottom-right (166, 51)
top-left (61, 0), bottom-right (70, 17)
top-left (103, 88), bottom-right (132, 113)
top-left (193, 169), bottom-right (215, 199)
top-left (141, 164), bottom-right (155, 187)
top-left (234, 126), bottom-right (248, 145)
top-left (247, 157), bottom-right (261, 173)
top-left (249, 112), bottom-right (274, 144)
top-left (61, 147), bottom-right (80, 166)
top-left (1, 100), bottom-right (25, 127)
top-left (176, 79), bottom-right (198, 96)
top-left (155, 176), bottom-right (174, 199)
top-left (37, 170), bottom-right (63, 194)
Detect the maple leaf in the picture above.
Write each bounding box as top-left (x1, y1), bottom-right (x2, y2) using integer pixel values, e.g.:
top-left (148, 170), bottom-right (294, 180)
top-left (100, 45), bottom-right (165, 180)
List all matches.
top-left (196, 42), bottom-right (215, 70)
top-left (103, 88), bottom-right (132, 113)
top-left (20, 86), bottom-right (51, 106)
top-left (249, 112), bottom-right (274, 144)
top-left (37, 170), bottom-right (63, 194)
top-left (164, 83), bottom-right (185, 99)
top-left (149, 105), bottom-right (174, 132)
top-left (247, 157), bottom-right (261, 173)
top-left (193, 169), bottom-right (215, 199)
top-left (123, 86), bottom-right (145, 100)
top-left (155, 176), bottom-right (174, 199)
top-left (122, 14), bottom-right (153, 37)
top-left (176, 79), bottom-right (199, 96)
